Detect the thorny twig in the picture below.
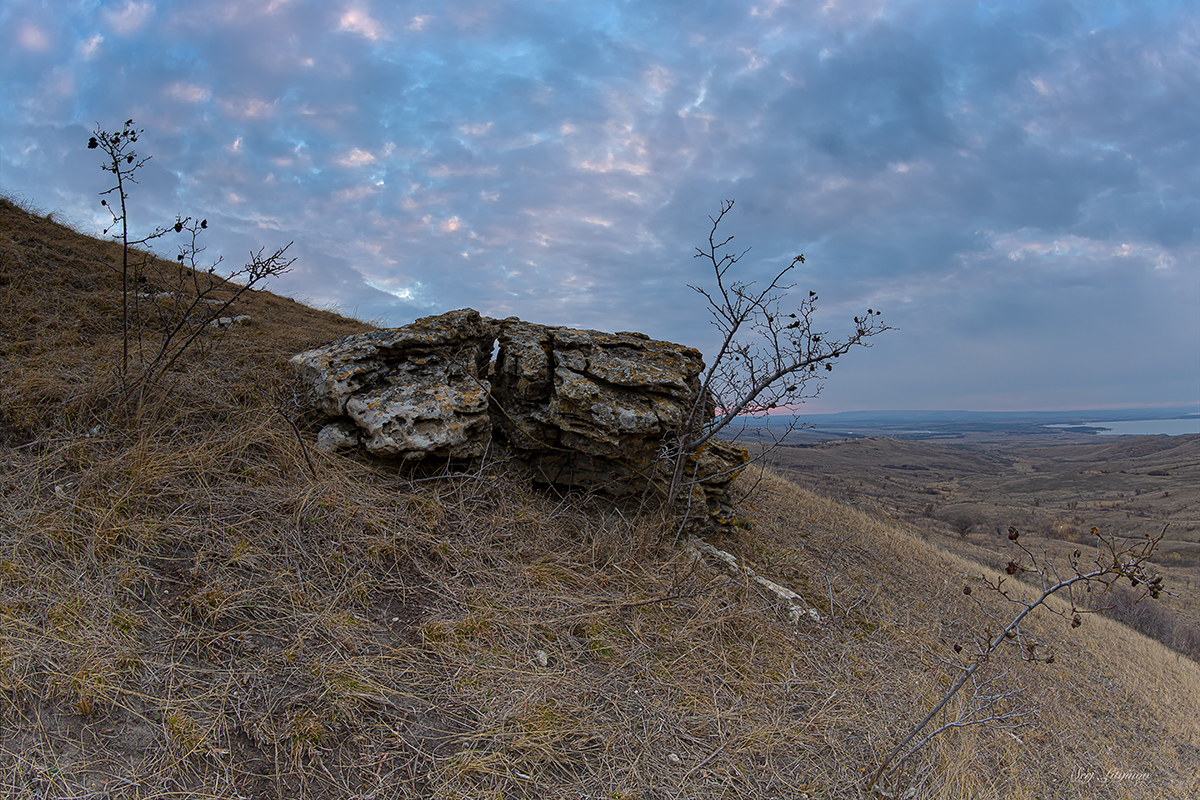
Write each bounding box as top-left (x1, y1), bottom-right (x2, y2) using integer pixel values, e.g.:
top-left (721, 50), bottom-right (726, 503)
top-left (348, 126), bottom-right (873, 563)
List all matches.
top-left (866, 524), bottom-right (1169, 791)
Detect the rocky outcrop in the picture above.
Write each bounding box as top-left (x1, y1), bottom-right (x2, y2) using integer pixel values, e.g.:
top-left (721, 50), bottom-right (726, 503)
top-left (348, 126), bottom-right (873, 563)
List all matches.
top-left (489, 318), bottom-right (747, 519)
top-left (292, 309), bottom-right (749, 525)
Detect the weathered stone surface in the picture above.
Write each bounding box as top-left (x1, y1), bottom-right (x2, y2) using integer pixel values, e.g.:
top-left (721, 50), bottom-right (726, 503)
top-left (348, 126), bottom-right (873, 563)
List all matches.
top-left (208, 314), bottom-right (251, 329)
top-left (291, 308), bottom-right (494, 459)
top-left (293, 308), bottom-right (750, 526)
top-left (665, 438), bottom-right (751, 523)
top-left (490, 318), bottom-right (705, 457)
top-left (487, 316), bottom-right (747, 520)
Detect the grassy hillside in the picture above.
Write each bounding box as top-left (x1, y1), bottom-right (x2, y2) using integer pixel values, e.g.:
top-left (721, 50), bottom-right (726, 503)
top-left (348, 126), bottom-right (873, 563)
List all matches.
top-left (1, 195), bottom-right (1198, 799)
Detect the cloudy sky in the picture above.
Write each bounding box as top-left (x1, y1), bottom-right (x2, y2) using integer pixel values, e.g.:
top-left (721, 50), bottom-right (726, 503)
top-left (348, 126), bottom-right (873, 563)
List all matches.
top-left (2, 0), bottom-right (1197, 414)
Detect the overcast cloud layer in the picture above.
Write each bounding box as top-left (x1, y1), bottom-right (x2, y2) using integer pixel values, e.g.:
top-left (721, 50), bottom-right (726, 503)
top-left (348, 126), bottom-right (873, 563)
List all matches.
top-left (2, 0), bottom-right (1197, 413)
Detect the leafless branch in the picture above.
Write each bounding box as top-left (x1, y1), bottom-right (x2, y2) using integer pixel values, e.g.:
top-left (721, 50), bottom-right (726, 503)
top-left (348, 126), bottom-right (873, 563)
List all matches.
top-left (664, 200), bottom-right (892, 511)
top-left (867, 524), bottom-right (1168, 791)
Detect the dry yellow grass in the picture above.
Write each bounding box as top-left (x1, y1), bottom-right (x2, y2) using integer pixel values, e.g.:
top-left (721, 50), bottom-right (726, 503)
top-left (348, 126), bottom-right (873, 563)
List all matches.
top-left (1, 195), bottom-right (1198, 798)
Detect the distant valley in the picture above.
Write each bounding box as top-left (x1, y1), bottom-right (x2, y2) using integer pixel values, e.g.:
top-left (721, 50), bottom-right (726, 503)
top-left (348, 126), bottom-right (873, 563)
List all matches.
top-left (737, 420), bottom-right (1200, 659)
top-left (726, 406), bottom-right (1200, 444)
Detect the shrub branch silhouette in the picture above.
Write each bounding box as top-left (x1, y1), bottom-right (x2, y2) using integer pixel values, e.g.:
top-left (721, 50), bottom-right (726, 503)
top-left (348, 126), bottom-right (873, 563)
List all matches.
top-left (89, 120), bottom-right (294, 410)
top-left (663, 200), bottom-right (891, 519)
top-left (88, 120), bottom-right (158, 388)
top-left (866, 523), bottom-right (1170, 791)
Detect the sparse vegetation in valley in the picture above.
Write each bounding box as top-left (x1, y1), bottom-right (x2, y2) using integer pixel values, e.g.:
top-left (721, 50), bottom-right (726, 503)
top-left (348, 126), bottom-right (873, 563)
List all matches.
top-left (1, 192), bottom-right (1198, 798)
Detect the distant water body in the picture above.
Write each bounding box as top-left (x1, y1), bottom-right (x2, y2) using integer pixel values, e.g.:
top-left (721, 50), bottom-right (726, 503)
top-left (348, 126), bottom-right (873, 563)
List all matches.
top-left (1047, 417), bottom-right (1200, 436)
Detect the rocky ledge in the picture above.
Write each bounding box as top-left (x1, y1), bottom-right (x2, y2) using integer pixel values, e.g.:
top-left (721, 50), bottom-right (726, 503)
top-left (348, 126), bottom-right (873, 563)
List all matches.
top-left (291, 309), bottom-right (748, 526)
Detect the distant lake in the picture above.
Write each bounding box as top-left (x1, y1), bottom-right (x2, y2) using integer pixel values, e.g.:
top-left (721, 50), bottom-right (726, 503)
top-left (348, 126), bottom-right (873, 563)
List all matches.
top-left (1047, 418), bottom-right (1200, 436)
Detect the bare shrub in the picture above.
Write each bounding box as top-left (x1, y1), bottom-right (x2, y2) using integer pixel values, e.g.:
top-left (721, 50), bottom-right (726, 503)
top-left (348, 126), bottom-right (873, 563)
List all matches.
top-left (867, 523), bottom-right (1169, 791)
top-left (950, 516), bottom-right (976, 537)
top-left (663, 200), bottom-right (891, 517)
top-left (88, 120), bottom-right (294, 412)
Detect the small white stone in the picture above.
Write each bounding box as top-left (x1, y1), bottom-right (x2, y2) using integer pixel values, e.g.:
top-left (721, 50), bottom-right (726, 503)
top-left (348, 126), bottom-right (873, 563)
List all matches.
top-left (208, 314), bottom-right (251, 329)
top-left (666, 753), bottom-right (681, 765)
top-left (533, 649), bottom-right (550, 667)
top-left (316, 420), bottom-right (361, 452)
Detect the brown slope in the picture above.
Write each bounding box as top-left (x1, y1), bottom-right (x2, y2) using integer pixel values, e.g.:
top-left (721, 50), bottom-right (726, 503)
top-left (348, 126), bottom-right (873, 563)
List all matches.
top-left (1, 193), bottom-right (1198, 799)
top-left (0, 195), bottom-right (370, 437)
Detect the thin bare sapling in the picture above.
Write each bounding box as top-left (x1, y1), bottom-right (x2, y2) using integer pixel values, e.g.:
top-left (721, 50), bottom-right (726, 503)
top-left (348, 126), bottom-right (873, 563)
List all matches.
top-left (88, 120), bottom-right (161, 388)
top-left (664, 200), bottom-right (891, 511)
top-left (89, 120), bottom-right (294, 409)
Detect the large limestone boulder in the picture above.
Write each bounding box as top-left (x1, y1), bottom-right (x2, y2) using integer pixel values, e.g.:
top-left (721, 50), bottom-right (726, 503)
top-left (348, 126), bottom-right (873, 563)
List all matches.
top-left (291, 308), bottom-right (494, 459)
top-left (292, 308), bottom-right (749, 526)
